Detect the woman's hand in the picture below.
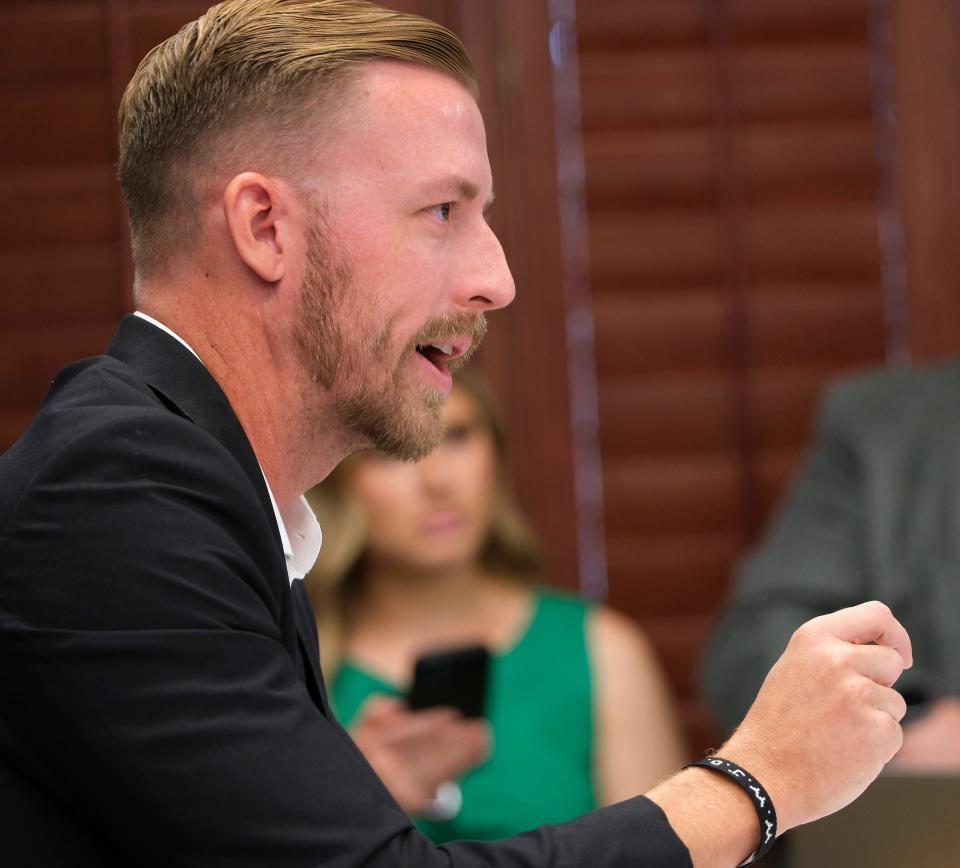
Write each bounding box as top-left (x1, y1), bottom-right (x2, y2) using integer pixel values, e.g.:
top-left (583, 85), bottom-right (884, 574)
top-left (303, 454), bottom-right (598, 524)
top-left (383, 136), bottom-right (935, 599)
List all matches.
top-left (350, 695), bottom-right (490, 815)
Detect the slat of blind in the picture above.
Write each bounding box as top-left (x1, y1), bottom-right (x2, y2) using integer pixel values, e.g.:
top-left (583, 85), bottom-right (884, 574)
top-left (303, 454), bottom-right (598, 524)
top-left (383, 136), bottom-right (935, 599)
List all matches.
top-left (576, 0), bottom-right (871, 50)
top-left (740, 120), bottom-right (876, 201)
top-left (585, 119), bottom-right (876, 210)
top-left (594, 289), bottom-right (883, 379)
top-left (0, 324), bottom-right (118, 408)
top-left (747, 291), bottom-right (885, 364)
top-left (1, 84), bottom-right (113, 166)
top-left (576, 0), bottom-right (705, 51)
top-left (590, 204), bottom-right (880, 287)
top-left (0, 244), bottom-right (121, 328)
top-left (595, 292), bottom-right (731, 375)
top-left (581, 44), bottom-right (871, 132)
top-left (0, 176), bottom-right (117, 248)
top-left (606, 532), bottom-right (738, 618)
top-left (599, 369), bottom-right (871, 461)
top-left (602, 453), bottom-right (741, 536)
top-left (731, 0), bottom-right (869, 41)
top-left (742, 204), bottom-right (880, 281)
top-left (590, 212), bottom-right (722, 287)
top-left (599, 375), bottom-right (738, 455)
top-left (0, 2), bottom-right (106, 82)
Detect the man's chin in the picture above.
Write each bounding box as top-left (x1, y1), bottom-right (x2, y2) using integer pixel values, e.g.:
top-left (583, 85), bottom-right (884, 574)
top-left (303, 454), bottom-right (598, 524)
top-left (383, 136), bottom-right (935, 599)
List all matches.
top-left (344, 387), bottom-right (446, 462)
top-left (368, 407), bottom-right (444, 462)
top-left (376, 432), bottom-right (441, 463)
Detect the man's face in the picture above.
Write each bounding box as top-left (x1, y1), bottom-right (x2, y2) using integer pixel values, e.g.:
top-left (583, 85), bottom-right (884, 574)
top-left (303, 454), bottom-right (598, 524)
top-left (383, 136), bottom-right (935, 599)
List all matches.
top-left (293, 61), bottom-right (514, 461)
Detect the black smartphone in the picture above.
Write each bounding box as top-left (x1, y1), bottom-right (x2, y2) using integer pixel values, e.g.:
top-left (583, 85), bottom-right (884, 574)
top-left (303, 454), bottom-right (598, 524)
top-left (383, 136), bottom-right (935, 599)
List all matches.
top-left (407, 643), bottom-right (489, 719)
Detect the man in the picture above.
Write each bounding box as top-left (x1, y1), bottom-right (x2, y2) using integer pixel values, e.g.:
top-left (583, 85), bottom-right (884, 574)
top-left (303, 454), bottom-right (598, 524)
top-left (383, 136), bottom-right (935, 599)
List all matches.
top-left (0, 2), bottom-right (911, 866)
top-left (702, 363), bottom-right (960, 769)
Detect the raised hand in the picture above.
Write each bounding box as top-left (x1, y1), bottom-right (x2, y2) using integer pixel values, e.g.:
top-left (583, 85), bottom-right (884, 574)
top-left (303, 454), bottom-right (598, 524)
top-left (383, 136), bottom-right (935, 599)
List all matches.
top-left (723, 600), bottom-right (912, 831)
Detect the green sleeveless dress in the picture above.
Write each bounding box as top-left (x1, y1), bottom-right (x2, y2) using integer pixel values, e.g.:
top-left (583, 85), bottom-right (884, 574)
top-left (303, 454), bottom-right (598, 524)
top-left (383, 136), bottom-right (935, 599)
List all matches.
top-left (332, 589), bottom-right (597, 842)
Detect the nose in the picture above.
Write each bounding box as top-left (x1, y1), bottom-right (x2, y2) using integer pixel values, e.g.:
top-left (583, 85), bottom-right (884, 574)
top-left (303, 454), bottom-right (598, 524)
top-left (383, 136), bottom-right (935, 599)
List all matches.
top-left (417, 447), bottom-right (453, 494)
top-left (457, 221), bottom-right (516, 312)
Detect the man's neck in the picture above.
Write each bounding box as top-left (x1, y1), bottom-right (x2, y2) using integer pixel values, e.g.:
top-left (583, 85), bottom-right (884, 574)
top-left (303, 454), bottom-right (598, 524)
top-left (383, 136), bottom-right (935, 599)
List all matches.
top-left (137, 295), bottom-right (351, 512)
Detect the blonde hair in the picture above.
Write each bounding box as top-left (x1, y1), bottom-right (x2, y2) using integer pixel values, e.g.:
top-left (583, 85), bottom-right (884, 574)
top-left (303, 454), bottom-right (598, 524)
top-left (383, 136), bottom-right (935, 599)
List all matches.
top-left (305, 370), bottom-right (542, 672)
top-left (118, 0), bottom-right (477, 276)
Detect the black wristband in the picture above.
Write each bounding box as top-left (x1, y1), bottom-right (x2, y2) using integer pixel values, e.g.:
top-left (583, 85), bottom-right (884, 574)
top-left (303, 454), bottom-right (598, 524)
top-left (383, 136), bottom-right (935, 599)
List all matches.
top-left (685, 756), bottom-right (777, 865)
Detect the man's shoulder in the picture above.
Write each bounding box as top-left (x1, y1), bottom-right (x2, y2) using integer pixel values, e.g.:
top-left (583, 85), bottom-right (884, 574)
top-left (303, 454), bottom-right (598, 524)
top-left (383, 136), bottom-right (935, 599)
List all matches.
top-left (829, 358), bottom-right (960, 402)
top-left (4, 352), bottom-right (195, 475)
top-left (823, 359), bottom-right (960, 433)
top-left (0, 353), bottom-right (253, 537)
top-left (0, 354), bottom-right (285, 628)
top-left (10, 351), bottom-right (164, 447)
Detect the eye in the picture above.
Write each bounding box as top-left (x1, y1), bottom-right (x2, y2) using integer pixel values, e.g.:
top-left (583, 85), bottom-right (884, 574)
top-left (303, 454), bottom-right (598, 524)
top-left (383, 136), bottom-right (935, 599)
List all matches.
top-left (443, 423), bottom-right (473, 445)
top-left (428, 202), bottom-right (452, 223)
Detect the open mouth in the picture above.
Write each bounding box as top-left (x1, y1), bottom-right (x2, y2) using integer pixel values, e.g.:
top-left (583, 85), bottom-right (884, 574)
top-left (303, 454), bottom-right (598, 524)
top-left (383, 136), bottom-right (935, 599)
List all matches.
top-left (414, 338), bottom-right (471, 372)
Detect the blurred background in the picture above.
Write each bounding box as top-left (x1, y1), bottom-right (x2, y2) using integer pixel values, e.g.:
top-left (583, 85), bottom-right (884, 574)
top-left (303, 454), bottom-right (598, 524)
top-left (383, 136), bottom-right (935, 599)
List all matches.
top-left (3, 0), bottom-right (959, 756)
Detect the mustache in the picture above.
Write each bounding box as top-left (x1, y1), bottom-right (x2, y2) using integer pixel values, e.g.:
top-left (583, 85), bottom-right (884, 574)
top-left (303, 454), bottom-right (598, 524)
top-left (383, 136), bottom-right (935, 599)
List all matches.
top-left (410, 312), bottom-right (488, 371)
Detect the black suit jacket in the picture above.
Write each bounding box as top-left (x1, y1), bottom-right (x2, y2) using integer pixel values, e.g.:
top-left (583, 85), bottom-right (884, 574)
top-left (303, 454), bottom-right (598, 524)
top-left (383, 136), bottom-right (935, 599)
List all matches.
top-left (0, 315), bottom-right (690, 867)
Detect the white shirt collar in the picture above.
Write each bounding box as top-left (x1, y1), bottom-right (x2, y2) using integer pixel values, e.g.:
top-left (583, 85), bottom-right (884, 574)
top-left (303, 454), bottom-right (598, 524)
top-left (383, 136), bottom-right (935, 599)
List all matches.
top-left (261, 480), bottom-right (323, 583)
top-left (134, 310), bottom-right (202, 361)
top-left (133, 310), bottom-right (323, 584)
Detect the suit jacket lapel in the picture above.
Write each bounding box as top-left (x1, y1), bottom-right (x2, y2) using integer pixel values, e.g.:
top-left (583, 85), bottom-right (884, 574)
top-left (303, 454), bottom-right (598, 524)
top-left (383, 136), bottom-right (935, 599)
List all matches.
top-left (291, 579), bottom-right (333, 713)
top-left (105, 315), bottom-right (331, 715)
top-left (106, 315), bottom-right (277, 527)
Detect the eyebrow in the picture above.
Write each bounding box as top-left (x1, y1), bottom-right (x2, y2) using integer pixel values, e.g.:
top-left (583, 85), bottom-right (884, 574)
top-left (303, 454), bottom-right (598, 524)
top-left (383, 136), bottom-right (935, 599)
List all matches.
top-left (422, 176), bottom-right (496, 212)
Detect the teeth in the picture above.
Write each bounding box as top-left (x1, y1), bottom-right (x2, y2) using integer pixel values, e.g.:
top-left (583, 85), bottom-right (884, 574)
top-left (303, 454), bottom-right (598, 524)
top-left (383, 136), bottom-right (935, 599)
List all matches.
top-left (416, 342), bottom-right (455, 356)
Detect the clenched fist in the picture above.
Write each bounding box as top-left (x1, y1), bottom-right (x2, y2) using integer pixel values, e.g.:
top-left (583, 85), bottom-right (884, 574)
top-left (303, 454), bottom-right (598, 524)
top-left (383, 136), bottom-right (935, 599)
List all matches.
top-left (723, 600), bottom-right (911, 831)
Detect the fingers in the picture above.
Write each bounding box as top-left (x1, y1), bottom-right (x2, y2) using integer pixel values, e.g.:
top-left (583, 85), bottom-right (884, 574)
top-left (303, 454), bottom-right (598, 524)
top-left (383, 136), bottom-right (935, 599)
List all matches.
top-left (354, 694), bottom-right (406, 726)
top-left (355, 702), bottom-right (488, 766)
top-left (731, 603), bottom-right (913, 831)
top-left (369, 706), bottom-right (464, 750)
top-left (350, 703), bottom-right (489, 814)
top-left (811, 601), bottom-right (913, 668)
top-left (859, 680), bottom-right (908, 723)
top-left (876, 707), bottom-right (905, 763)
top-left (414, 720), bottom-right (490, 783)
top-left (376, 711), bottom-right (488, 791)
top-left (845, 642), bottom-right (907, 688)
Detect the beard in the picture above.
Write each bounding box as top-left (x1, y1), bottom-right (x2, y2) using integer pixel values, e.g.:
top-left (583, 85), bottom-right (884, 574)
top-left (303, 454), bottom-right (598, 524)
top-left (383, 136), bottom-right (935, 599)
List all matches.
top-left (293, 217), bottom-right (487, 462)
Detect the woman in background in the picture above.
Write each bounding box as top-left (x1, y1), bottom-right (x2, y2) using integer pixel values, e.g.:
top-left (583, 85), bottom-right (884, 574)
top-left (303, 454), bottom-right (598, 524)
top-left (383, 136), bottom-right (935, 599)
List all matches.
top-left (306, 372), bottom-right (685, 842)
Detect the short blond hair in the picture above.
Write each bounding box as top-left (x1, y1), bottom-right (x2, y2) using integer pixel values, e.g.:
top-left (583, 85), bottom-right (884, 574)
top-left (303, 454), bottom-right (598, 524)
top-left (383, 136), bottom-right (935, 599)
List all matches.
top-left (118, 0), bottom-right (477, 276)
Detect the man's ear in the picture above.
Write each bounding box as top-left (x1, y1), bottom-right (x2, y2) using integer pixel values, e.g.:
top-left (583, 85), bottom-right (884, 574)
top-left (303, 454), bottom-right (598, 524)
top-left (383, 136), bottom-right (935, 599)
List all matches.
top-left (222, 172), bottom-right (292, 283)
